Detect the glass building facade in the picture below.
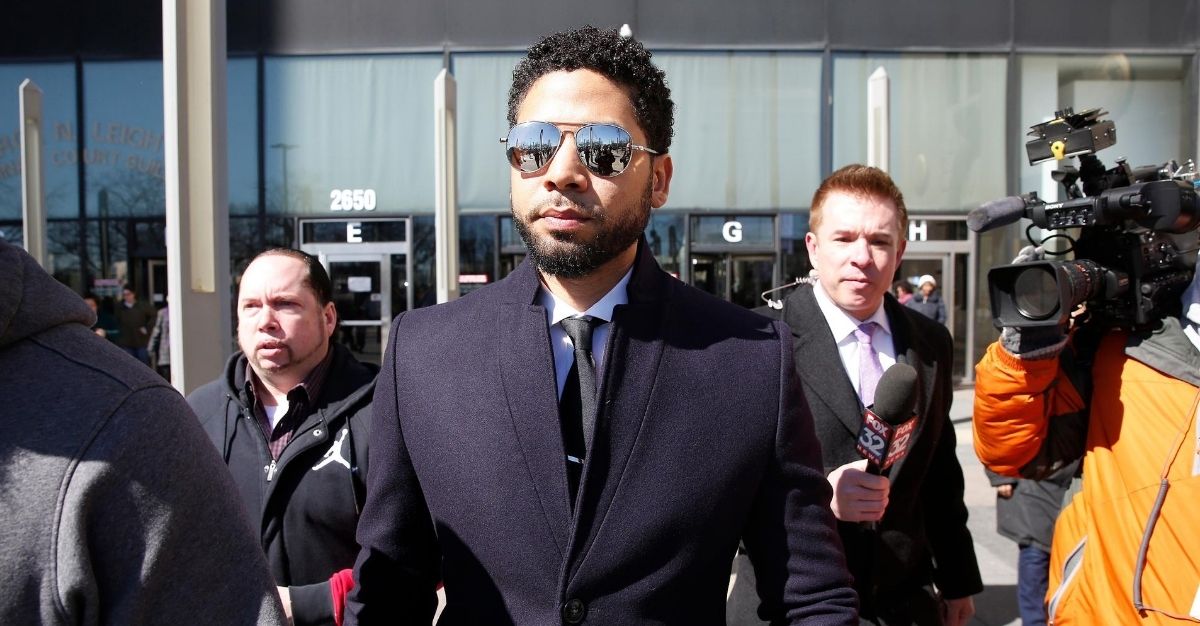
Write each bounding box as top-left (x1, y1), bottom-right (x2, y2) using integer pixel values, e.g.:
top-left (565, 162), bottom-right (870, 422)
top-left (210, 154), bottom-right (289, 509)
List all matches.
top-left (2, 1), bottom-right (1196, 377)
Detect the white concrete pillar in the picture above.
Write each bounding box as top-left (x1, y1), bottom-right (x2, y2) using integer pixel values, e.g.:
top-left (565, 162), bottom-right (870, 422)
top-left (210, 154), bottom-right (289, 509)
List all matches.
top-left (19, 79), bottom-right (47, 267)
top-left (867, 66), bottom-right (890, 172)
top-left (434, 68), bottom-right (459, 303)
top-left (163, 0), bottom-right (231, 394)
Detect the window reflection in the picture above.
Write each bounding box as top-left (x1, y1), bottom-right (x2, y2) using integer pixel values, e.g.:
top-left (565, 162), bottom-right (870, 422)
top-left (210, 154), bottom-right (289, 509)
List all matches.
top-left (264, 55), bottom-right (441, 216)
top-left (833, 53), bottom-right (1008, 213)
top-left (655, 52), bottom-right (822, 211)
top-left (1018, 55), bottom-right (1191, 201)
top-left (645, 213), bottom-right (684, 278)
top-left (48, 219), bottom-right (83, 293)
top-left (83, 61), bottom-right (165, 219)
top-left (0, 63), bottom-right (79, 220)
top-left (459, 214), bottom-right (495, 281)
top-left (228, 58), bottom-right (259, 215)
top-left (231, 216), bottom-right (293, 276)
top-left (780, 212), bottom-right (812, 283)
top-left (412, 215), bottom-right (435, 307)
top-left (452, 52), bottom-right (522, 211)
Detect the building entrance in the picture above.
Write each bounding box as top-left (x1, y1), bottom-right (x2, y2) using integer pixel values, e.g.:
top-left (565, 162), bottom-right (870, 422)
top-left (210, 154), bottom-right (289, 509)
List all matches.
top-left (896, 254), bottom-right (954, 327)
top-left (299, 218), bottom-right (411, 364)
top-left (690, 254), bottom-right (776, 309)
top-left (687, 214), bottom-right (778, 309)
top-left (898, 221), bottom-right (975, 382)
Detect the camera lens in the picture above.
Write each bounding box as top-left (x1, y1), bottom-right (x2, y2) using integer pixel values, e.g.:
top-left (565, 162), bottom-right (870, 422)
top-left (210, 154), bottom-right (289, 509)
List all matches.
top-left (1013, 266), bottom-right (1060, 320)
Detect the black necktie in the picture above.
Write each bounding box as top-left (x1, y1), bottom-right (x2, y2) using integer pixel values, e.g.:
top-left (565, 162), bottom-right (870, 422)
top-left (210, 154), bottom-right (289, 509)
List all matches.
top-left (559, 316), bottom-right (601, 507)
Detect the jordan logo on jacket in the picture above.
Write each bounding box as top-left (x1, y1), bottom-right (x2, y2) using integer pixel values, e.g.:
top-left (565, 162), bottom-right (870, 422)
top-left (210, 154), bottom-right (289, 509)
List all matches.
top-left (312, 427), bottom-right (350, 471)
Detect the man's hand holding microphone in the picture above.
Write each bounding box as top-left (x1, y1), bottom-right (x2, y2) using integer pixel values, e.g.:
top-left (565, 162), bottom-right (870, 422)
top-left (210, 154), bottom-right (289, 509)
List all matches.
top-left (827, 363), bottom-right (919, 523)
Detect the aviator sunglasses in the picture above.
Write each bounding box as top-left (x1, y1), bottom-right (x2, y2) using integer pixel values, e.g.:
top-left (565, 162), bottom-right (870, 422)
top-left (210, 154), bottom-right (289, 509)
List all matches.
top-left (501, 121), bottom-right (659, 177)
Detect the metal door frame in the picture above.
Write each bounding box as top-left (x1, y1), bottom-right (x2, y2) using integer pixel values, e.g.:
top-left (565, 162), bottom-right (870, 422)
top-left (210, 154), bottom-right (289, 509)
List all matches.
top-left (900, 251), bottom-right (955, 331)
top-left (689, 251), bottom-right (777, 304)
top-left (322, 252), bottom-right (390, 352)
top-left (297, 217), bottom-right (414, 315)
top-left (904, 233), bottom-right (976, 382)
top-left (146, 258), bottom-right (168, 306)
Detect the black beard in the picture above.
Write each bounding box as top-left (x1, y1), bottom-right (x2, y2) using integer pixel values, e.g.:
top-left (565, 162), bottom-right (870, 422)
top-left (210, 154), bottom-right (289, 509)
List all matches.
top-left (513, 182), bottom-right (652, 279)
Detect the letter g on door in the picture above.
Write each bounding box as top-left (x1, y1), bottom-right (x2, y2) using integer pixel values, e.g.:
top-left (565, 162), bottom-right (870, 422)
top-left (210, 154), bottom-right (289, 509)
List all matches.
top-left (722, 220), bottom-right (743, 243)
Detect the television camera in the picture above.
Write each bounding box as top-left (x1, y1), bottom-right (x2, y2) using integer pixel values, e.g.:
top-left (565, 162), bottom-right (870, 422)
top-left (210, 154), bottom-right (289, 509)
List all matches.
top-left (968, 107), bottom-right (1200, 330)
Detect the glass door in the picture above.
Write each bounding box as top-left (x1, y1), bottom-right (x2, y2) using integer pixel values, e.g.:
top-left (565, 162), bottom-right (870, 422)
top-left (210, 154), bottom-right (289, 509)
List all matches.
top-left (326, 254), bottom-right (390, 364)
top-left (690, 253), bottom-right (776, 309)
top-left (730, 255), bottom-right (775, 309)
top-left (897, 251), bottom-right (970, 381)
top-left (146, 258), bottom-right (168, 308)
top-left (690, 253), bottom-right (726, 301)
top-left (896, 254), bottom-right (951, 327)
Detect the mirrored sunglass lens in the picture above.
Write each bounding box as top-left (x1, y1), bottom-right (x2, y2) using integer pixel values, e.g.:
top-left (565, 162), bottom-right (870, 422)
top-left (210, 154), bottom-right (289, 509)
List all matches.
top-left (506, 122), bottom-right (561, 172)
top-left (577, 124), bottom-right (632, 176)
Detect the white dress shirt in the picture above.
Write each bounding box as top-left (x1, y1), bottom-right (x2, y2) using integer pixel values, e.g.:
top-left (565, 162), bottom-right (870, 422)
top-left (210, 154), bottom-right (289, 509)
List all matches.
top-left (538, 268), bottom-right (632, 398)
top-left (811, 280), bottom-right (898, 400)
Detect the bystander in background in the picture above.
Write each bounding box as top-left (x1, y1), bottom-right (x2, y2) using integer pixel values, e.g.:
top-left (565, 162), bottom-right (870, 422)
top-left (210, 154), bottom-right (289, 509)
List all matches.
top-left (148, 304), bottom-right (170, 380)
top-left (114, 285), bottom-right (155, 364)
top-left (906, 274), bottom-right (946, 325)
top-left (82, 292), bottom-right (118, 339)
top-left (987, 461), bottom-right (1078, 626)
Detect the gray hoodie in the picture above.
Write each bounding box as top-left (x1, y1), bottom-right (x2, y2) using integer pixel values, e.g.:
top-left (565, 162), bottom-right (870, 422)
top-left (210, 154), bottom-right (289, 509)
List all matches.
top-left (0, 240), bottom-right (286, 625)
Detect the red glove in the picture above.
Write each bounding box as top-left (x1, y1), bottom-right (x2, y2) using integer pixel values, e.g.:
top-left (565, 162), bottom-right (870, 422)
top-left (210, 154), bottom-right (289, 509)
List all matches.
top-left (329, 568), bottom-right (355, 626)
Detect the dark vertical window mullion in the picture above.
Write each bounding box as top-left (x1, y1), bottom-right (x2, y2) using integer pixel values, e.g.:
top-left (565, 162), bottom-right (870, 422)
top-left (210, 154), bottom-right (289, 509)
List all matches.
top-left (74, 56), bottom-right (88, 291)
top-left (492, 214), bottom-right (501, 283)
top-left (256, 53), bottom-right (266, 249)
top-left (819, 47), bottom-right (832, 181)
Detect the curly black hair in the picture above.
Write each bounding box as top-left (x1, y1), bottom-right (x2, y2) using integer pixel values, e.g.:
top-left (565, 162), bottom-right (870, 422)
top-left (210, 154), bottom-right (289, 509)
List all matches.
top-left (507, 25), bottom-right (674, 154)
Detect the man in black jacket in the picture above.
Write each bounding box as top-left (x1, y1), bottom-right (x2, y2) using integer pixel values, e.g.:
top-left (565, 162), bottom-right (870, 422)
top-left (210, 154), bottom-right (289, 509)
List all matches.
top-left (189, 248), bottom-right (376, 626)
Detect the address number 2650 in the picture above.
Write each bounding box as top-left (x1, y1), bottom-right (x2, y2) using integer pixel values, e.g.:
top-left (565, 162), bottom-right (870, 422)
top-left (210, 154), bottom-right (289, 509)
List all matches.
top-left (330, 189), bottom-right (377, 211)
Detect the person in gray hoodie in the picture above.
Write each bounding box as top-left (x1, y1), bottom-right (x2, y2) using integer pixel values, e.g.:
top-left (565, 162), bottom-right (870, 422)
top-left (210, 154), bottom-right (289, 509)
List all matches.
top-left (0, 239), bottom-right (286, 626)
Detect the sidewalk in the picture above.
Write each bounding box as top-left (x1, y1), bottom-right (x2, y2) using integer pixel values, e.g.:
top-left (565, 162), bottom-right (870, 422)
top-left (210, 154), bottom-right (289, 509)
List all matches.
top-left (951, 385), bottom-right (1021, 626)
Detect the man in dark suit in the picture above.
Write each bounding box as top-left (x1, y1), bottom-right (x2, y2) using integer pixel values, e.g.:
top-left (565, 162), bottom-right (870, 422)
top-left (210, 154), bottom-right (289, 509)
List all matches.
top-left (347, 26), bottom-right (857, 625)
top-left (768, 165), bottom-right (981, 625)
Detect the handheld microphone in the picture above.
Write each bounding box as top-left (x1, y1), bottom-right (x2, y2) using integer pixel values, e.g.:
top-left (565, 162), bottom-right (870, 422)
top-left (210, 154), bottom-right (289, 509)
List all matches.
top-left (855, 363), bottom-right (919, 476)
top-left (966, 195), bottom-right (1031, 233)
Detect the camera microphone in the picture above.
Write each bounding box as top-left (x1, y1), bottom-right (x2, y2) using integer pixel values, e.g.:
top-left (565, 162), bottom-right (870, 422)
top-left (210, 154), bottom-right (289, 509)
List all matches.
top-left (967, 195), bottom-right (1030, 233)
top-left (856, 363), bottom-right (919, 476)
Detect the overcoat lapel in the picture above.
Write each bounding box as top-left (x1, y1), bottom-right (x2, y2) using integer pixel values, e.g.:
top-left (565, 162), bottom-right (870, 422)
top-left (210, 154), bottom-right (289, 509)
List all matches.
top-left (784, 287), bottom-right (862, 437)
top-left (497, 259), bottom-right (572, 555)
top-left (494, 240), bottom-right (672, 568)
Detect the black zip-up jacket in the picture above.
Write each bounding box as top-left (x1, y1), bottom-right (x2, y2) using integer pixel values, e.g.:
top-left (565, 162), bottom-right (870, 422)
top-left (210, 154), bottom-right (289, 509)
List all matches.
top-left (188, 343), bottom-right (376, 626)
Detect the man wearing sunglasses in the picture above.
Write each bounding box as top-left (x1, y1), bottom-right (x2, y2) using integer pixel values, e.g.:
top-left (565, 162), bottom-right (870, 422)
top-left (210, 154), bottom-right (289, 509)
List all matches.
top-left (347, 25), bottom-right (856, 625)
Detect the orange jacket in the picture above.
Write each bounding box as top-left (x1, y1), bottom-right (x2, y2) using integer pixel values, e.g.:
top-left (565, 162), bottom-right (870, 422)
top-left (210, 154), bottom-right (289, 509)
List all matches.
top-left (974, 320), bottom-right (1200, 625)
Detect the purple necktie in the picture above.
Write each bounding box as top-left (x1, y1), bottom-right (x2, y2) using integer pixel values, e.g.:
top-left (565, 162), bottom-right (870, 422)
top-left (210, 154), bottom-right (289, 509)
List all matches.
top-left (854, 322), bottom-right (884, 407)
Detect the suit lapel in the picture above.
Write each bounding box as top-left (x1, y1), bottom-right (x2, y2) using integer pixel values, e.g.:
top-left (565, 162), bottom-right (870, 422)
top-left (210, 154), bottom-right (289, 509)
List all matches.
top-left (785, 286), bottom-right (862, 437)
top-left (497, 260), bottom-right (572, 555)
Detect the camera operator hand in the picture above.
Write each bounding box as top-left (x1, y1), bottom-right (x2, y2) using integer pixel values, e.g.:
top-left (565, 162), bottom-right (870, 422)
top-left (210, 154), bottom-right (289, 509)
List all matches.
top-left (999, 246), bottom-right (1072, 360)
